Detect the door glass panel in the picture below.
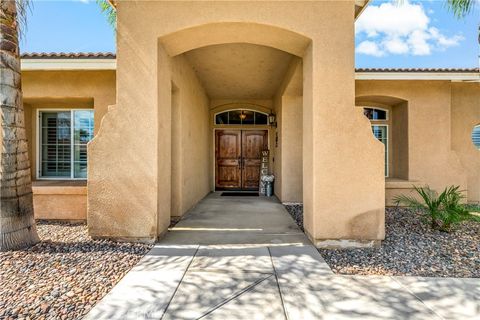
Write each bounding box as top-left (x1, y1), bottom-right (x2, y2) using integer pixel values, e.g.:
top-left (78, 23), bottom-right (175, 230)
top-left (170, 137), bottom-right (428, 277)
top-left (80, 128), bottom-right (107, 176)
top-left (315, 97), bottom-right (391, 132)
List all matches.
top-left (254, 112), bottom-right (268, 125)
top-left (228, 110), bottom-right (242, 124)
top-left (215, 112), bottom-right (228, 124)
top-left (242, 111), bottom-right (254, 125)
top-left (215, 110), bottom-right (269, 126)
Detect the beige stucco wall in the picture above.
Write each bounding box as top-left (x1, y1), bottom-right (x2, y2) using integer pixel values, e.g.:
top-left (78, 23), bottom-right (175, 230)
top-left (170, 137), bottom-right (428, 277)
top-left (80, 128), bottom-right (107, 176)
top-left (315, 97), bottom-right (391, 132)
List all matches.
top-left (356, 81), bottom-right (468, 198)
top-left (273, 77), bottom-right (479, 208)
top-left (88, 50), bottom-right (211, 239)
top-left (21, 71), bottom-right (115, 220)
top-left (451, 82), bottom-right (480, 203)
top-left (32, 185), bottom-right (87, 221)
top-left (22, 71), bottom-right (116, 135)
top-left (279, 95), bottom-right (303, 202)
top-left (87, 0), bottom-right (385, 245)
top-left (273, 59), bottom-right (303, 203)
top-left (171, 55), bottom-right (211, 217)
top-left (22, 70), bottom-right (116, 180)
top-left (18, 64), bottom-right (479, 229)
top-left (303, 45), bottom-right (384, 245)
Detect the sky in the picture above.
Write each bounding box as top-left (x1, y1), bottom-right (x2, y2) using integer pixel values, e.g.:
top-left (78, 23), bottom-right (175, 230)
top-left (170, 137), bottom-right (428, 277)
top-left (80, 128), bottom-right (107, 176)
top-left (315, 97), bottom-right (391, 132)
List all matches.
top-left (21, 0), bottom-right (480, 68)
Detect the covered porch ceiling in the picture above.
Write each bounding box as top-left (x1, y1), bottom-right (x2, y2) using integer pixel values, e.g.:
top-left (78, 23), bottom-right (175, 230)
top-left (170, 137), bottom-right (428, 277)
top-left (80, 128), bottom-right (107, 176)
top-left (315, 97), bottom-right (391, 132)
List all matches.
top-left (183, 43), bottom-right (294, 100)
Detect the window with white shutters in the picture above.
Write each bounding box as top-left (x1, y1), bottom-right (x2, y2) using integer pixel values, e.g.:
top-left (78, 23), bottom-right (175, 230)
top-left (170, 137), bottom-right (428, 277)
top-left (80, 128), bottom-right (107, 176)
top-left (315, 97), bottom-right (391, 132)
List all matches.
top-left (39, 110), bottom-right (94, 179)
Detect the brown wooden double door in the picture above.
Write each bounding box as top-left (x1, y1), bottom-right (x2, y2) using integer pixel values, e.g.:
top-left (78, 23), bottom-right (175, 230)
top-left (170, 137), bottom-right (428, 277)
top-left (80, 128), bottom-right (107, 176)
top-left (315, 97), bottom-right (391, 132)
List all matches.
top-left (215, 130), bottom-right (268, 190)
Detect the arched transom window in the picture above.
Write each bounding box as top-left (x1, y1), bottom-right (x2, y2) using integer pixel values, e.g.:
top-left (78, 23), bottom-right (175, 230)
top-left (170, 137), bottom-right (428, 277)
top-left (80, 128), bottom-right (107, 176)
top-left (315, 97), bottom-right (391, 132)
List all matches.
top-left (215, 109), bottom-right (269, 125)
top-left (363, 107), bottom-right (388, 121)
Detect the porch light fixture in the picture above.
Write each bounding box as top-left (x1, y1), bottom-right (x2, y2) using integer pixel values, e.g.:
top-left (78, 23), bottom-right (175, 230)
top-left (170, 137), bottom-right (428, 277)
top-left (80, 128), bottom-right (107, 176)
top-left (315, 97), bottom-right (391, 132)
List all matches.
top-left (239, 111), bottom-right (247, 120)
top-left (268, 112), bottom-right (277, 128)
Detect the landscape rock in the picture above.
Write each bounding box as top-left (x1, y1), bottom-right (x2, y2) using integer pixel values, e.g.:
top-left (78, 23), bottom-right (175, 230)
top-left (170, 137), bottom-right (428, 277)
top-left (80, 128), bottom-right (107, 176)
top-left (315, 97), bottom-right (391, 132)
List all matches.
top-left (0, 222), bottom-right (152, 319)
top-left (284, 205), bottom-right (480, 278)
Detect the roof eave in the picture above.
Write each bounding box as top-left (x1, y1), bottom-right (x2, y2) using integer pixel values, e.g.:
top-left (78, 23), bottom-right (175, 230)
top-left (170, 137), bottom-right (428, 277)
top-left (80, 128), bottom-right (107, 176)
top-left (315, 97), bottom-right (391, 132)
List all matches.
top-left (107, 0), bottom-right (116, 10)
top-left (21, 58), bottom-right (116, 71)
top-left (19, 57), bottom-right (480, 81)
top-left (355, 71), bottom-right (480, 81)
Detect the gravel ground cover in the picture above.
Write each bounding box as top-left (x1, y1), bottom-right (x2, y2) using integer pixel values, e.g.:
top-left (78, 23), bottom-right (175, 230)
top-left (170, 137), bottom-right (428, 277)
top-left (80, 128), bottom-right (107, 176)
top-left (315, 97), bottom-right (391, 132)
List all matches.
top-left (0, 222), bottom-right (152, 320)
top-left (284, 204), bottom-right (480, 278)
top-left (283, 203), bottom-right (303, 232)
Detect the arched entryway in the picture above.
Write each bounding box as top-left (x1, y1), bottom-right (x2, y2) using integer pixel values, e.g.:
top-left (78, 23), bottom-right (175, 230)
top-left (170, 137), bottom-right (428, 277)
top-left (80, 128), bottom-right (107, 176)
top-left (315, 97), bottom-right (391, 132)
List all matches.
top-left (88, 4), bottom-right (385, 248)
top-left (161, 33), bottom-right (306, 219)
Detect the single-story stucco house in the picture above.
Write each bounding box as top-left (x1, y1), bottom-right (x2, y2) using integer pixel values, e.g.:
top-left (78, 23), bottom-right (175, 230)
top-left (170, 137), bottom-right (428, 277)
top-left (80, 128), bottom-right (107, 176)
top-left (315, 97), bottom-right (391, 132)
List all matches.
top-left (21, 0), bottom-right (480, 248)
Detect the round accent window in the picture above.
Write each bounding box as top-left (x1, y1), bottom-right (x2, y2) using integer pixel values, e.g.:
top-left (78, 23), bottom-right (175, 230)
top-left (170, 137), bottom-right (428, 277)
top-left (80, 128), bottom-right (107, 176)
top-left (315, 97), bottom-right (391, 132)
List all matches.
top-left (472, 125), bottom-right (480, 149)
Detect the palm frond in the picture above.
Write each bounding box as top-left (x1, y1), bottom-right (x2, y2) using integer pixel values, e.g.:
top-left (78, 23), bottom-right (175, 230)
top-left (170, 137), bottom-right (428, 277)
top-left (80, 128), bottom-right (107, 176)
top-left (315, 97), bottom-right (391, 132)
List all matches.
top-left (446, 0), bottom-right (477, 18)
top-left (397, 185), bottom-right (478, 232)
top-left (393, 194), bottom-right (426, 210)
top-left (14, 0), bottom-right (32, 40)
top-left (96, 0), bottom-right (116, 29)
top-left (468, 214), bottom-right (480, 222)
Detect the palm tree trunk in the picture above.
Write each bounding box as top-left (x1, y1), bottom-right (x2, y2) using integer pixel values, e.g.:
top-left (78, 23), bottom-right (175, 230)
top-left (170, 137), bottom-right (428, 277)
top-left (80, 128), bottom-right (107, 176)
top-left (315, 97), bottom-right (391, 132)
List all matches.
top-left (0, 0), bottom-right (39, 251)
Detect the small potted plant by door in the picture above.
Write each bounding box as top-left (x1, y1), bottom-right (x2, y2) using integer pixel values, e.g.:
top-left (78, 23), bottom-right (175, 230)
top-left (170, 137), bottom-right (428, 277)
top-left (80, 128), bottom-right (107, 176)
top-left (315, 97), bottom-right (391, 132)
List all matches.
top-left (261, 175), bottom-right (275, 197)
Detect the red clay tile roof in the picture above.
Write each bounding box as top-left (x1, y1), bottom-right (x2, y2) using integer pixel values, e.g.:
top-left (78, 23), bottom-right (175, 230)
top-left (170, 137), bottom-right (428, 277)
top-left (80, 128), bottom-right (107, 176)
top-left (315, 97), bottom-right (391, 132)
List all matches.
top-left (20, 53), bottom-right (480, 73)
top-left (21, 52), bottom-right (116, 59)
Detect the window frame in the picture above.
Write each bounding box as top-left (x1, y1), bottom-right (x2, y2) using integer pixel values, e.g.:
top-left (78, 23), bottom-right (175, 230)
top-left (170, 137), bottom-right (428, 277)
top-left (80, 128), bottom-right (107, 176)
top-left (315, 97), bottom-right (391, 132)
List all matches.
top-left (36, 108), bottom-right (94, 180)
top-left (213, 109), bottom-right (269, 126)
top-left (363, 107), bottom-right (389, 122)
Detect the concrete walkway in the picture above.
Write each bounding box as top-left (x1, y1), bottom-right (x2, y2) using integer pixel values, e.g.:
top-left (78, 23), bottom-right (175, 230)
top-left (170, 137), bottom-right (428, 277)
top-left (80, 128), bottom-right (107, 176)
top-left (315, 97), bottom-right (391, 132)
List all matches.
top-left (85, 193), bottom-right (479, 320)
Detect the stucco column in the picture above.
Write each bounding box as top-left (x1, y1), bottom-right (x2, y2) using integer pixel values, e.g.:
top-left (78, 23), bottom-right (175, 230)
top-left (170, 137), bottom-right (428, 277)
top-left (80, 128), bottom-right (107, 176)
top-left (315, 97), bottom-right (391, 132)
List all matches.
top-left (157, 46), bottom-right (173, 235)
top-left (302, 30), bottom-right (385, 248)
top-left (87, 3), bottom-right (167, 241)
top-left (278, 95), bottom-right (303, 202)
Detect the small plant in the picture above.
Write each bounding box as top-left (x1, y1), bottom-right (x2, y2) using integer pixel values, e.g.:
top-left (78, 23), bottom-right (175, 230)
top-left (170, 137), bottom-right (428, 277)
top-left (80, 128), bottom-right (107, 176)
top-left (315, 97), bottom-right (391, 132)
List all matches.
top-left (464, 203), bottom-right (480, 212)
top-left (394, 185), bottom-right (480, 232)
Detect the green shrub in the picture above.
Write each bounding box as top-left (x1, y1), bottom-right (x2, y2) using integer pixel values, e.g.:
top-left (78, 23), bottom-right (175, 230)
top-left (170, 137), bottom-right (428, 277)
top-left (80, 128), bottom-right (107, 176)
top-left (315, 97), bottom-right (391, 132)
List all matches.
top-left (394, 185), bottom-right (480, 232)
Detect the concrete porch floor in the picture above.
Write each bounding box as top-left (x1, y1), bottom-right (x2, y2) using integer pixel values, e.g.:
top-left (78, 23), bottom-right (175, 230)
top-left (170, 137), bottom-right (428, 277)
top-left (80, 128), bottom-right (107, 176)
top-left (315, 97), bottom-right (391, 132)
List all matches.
top-left (162, 192), bottom-right (311, 246)
top-left (85, 193), bottom-right (479, 319)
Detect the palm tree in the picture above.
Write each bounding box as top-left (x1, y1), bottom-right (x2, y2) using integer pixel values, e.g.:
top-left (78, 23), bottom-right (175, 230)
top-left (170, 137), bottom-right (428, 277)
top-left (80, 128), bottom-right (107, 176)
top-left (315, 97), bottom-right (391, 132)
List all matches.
top-left (96, 0), bottom-right (116, 28)
top-left (0, 0), bottom-right (39, 251)
top-left (395, 0), bottom-right (477, 19)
